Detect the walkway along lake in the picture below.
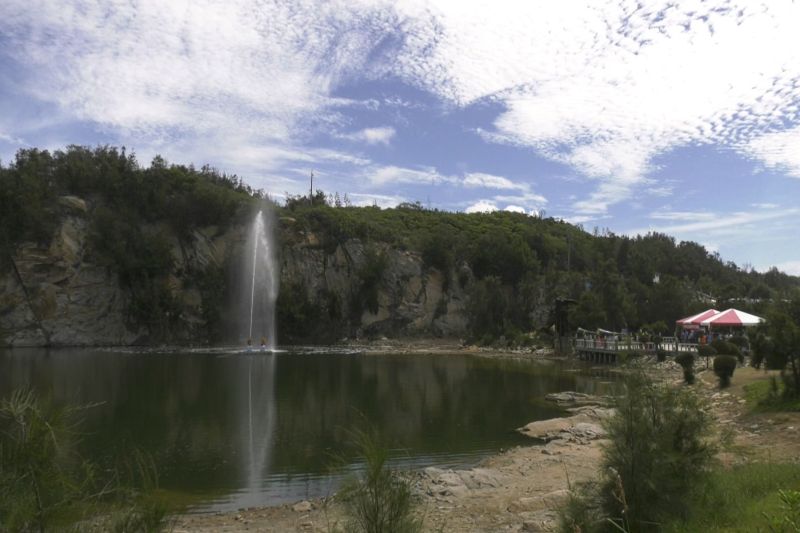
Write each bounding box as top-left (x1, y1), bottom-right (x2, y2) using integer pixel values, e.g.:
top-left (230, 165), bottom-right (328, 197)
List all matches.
top-left (0, 347), bottom-right (616, 511)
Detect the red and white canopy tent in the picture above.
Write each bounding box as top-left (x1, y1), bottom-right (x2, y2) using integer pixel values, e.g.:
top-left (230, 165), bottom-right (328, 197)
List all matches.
top-left (676, 309), bottom-right (719, 328)
top-left (700, 308), bottom-right (764, 328)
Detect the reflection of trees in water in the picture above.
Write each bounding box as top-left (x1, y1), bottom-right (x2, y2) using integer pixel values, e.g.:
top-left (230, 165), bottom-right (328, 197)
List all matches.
top-left (271, 356), bottom-right (583, 469)
top-left (0, 351), bottom-right (619, 497)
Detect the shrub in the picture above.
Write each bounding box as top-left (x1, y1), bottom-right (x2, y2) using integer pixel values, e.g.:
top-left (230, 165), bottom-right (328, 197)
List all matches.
top-left (601, 373), bottom-right (716, 530)
top-left (697, 344), bottom-right (717, 358)
top-left (711, 339), bottom-right (740, 357)
top-left (713, 355), bottom-right (738, 388)
top-left (0, 388), bottom-right (168, 532)
top-left (675, 353), bottom-right (696, 384)
top-left (728, 335), bottom-right (749, 349)
top-left (697, 344), bottom-right (717, 369)
top-left (763, 489), bottom-right (800, 532)
top-left (338, 429), bottom-right (421, 533)
top-left (656, 348), bottom-right (669, 362)
top-left (557, 481), bottom-right (605, 533)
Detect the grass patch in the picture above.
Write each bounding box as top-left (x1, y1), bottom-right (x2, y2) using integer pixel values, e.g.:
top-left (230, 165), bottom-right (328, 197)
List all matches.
top-left (745, 379), bottom-right (800, 412)
top-left (666, 462), bottom-right (800, 532)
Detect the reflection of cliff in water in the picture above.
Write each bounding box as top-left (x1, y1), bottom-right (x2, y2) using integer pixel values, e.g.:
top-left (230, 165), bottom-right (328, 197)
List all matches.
top-left (0, 349), bottom-right (618, 508)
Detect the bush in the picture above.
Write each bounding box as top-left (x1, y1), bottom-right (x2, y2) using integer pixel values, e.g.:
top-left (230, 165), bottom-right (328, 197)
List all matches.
top-left (338, 429), bottom-right (421, 533)
top-left (713, 355), bottom-right (738, 388)
top-left (711, 339), bottom-right (740, 357)
top-left (697, 344), bottom-right (717, 358)
top-left (675, 353), bottom-right (696, 384)
top-left (728, 335), bottom-right (749, 349)
top-left (561, 373), bottom-right (716, 532)
top-left (0, 388), bottom-right (168, 532)
top-left (656, 348), bottom-right (669, 362)
top-left (602, 374), bottom-right (715, 529)
top-left (697, 344), bottom-right (717, 369)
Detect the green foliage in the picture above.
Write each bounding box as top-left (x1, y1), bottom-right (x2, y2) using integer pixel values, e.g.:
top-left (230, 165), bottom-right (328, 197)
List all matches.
top-left (617, 351), bottom-right (643, 365)
top-left (0, 146), bottom-right (255, 341)
top-left (601, 374), bottom-right (715, 530)
top-left (753, 297), bottom-right (800, 397)
top-left (558, 481), bottom-right (606, 533)
top-left (337, 428), bottom-right (421, 533)
top-left (419, 229), bottom-right (454, 274)
top-left (710, 339), bottom-right (741, 358)
top-left (728, 335), bottom-right (749, 349)
top-left (357, 247), bottom-right (388, 316)
top-left (4, 144), bottom-right (800, 344)
top-left (466, 276), bottom-right (508, 339)
top-left (745, 377), bottom-right (800, 412)
top-left (560, 374), bottom-right (716, 532)
top-left (675, 353), bottom-right (696, 384)
top-left (0, 388), bottom-right (87, 530)
top-left (192, 264), bottom-right (226, 342)
top-left (276, 281), bottom-right (326, 342)
top-left (656, 348), bottom-right (669, 362)
top-left (0, 388), bottom-right (169, 532)
top-left (697, 344), bottom-right (717, 358)
top-left (713, 355), bottom-right (738, 388)
top-left (664, 462), bottom-right (800, 532)
top-left (763, 489), bottom-right (800, 532)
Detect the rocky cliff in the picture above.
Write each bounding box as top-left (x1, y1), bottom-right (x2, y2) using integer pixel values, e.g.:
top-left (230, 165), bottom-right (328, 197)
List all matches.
top-left (0, 196), bottom-right (471, 347)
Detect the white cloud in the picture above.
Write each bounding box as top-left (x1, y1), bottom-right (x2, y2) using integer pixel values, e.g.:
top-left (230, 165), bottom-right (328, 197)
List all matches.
top-left (649, 210), bottom-right (717, 222)
top-left (0, 0), bottom-right (400, 181)
top-left (339, 126), bottom-right (396, 145)
top-left (503, 205), bottom-right (526, 214)
top-left (768, 260), bottom-right (800, 276)
top-left (368, 164), bottom-right (454, 186)
top-left (465, 200), bottom-right (497, 213)
top-left (751, 203), bottom-right (780, 209)
top-left (393, 1), bottom-right (800, 212)
top-left (347, 192), bottom-right (406, 208)
top-left (6, 0), bottom-right (800, 219)
top-left (630, 208), bottom-right (800, 235)
top-left (743, 126), bottom-right (800, 178)
top-left (463, 172), bottom-right (523, 190)
top-left (492, 192), bottom-right (547, 211)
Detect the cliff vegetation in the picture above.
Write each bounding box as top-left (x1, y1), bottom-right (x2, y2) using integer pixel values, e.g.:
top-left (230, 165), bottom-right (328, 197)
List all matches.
top-left (1, 145), bottom-right (798, 346)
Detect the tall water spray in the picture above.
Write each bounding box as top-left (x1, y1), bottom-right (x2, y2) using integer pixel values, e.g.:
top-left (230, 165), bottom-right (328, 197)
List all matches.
top-left (243, 208), bottom-right (280, 349)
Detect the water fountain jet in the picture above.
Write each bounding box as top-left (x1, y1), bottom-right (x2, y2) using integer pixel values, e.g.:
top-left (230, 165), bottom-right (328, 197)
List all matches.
top-left (242, 207), bottom-right (280, 350)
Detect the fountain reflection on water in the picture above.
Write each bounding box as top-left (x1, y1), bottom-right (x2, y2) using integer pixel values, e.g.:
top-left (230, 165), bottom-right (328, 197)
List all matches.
top-left (238, 354), bottom-right (277, 508)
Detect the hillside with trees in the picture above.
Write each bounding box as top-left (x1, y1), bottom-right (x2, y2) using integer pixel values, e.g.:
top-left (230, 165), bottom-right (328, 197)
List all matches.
top-left (1, 145), bottom-right (798, 346)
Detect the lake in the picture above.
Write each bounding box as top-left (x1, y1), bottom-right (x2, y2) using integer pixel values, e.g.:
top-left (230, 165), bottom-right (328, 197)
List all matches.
top-left (0, 347), bottom-right (614, 511)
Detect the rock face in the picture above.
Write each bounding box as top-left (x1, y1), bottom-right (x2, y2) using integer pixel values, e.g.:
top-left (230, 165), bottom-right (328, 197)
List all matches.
top-left (0, 202), bottom-right (139, 346)
top-left (0, 197), bottom-right (477, 346)
top-left (279, 236), bottom-right (470, 339)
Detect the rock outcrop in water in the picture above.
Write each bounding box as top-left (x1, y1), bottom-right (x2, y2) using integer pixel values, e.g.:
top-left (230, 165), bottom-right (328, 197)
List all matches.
top-left (0, 195), bottom-right (473, 346)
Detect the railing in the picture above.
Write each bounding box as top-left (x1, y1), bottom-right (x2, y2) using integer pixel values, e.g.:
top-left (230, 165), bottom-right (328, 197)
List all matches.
top-left (574, 337), bottom-right (698, 354)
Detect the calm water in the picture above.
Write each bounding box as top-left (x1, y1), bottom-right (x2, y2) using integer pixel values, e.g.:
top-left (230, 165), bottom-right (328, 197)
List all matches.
top-left (0, 347), bottom-right (614, 511)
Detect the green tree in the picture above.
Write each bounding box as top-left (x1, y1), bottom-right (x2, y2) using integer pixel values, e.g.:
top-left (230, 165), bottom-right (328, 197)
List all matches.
top-left (755, 298), bottom-right (800, 397)
top-left (601, 374), bottom-right (715, 530)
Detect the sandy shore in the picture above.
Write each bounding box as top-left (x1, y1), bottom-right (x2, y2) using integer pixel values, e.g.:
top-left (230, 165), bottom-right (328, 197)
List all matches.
top-left (173, 352), bottom-right (800, 533)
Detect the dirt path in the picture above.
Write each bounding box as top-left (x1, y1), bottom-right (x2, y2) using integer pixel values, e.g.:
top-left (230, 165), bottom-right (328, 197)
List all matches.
top-left (173, 362), bottom-right (800, 533)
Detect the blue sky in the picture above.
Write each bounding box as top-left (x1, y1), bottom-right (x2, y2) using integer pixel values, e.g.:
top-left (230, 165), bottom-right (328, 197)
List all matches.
top-left (2, 1), bottom-right (800, 274)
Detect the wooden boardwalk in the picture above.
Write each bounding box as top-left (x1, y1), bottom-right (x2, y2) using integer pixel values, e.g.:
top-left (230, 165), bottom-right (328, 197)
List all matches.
top-left (573, 337), bottom-right (698, 364)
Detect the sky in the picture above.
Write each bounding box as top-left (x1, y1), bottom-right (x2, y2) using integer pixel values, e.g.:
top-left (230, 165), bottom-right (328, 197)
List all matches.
top-left (2, 0), bottom-right (800, 274)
